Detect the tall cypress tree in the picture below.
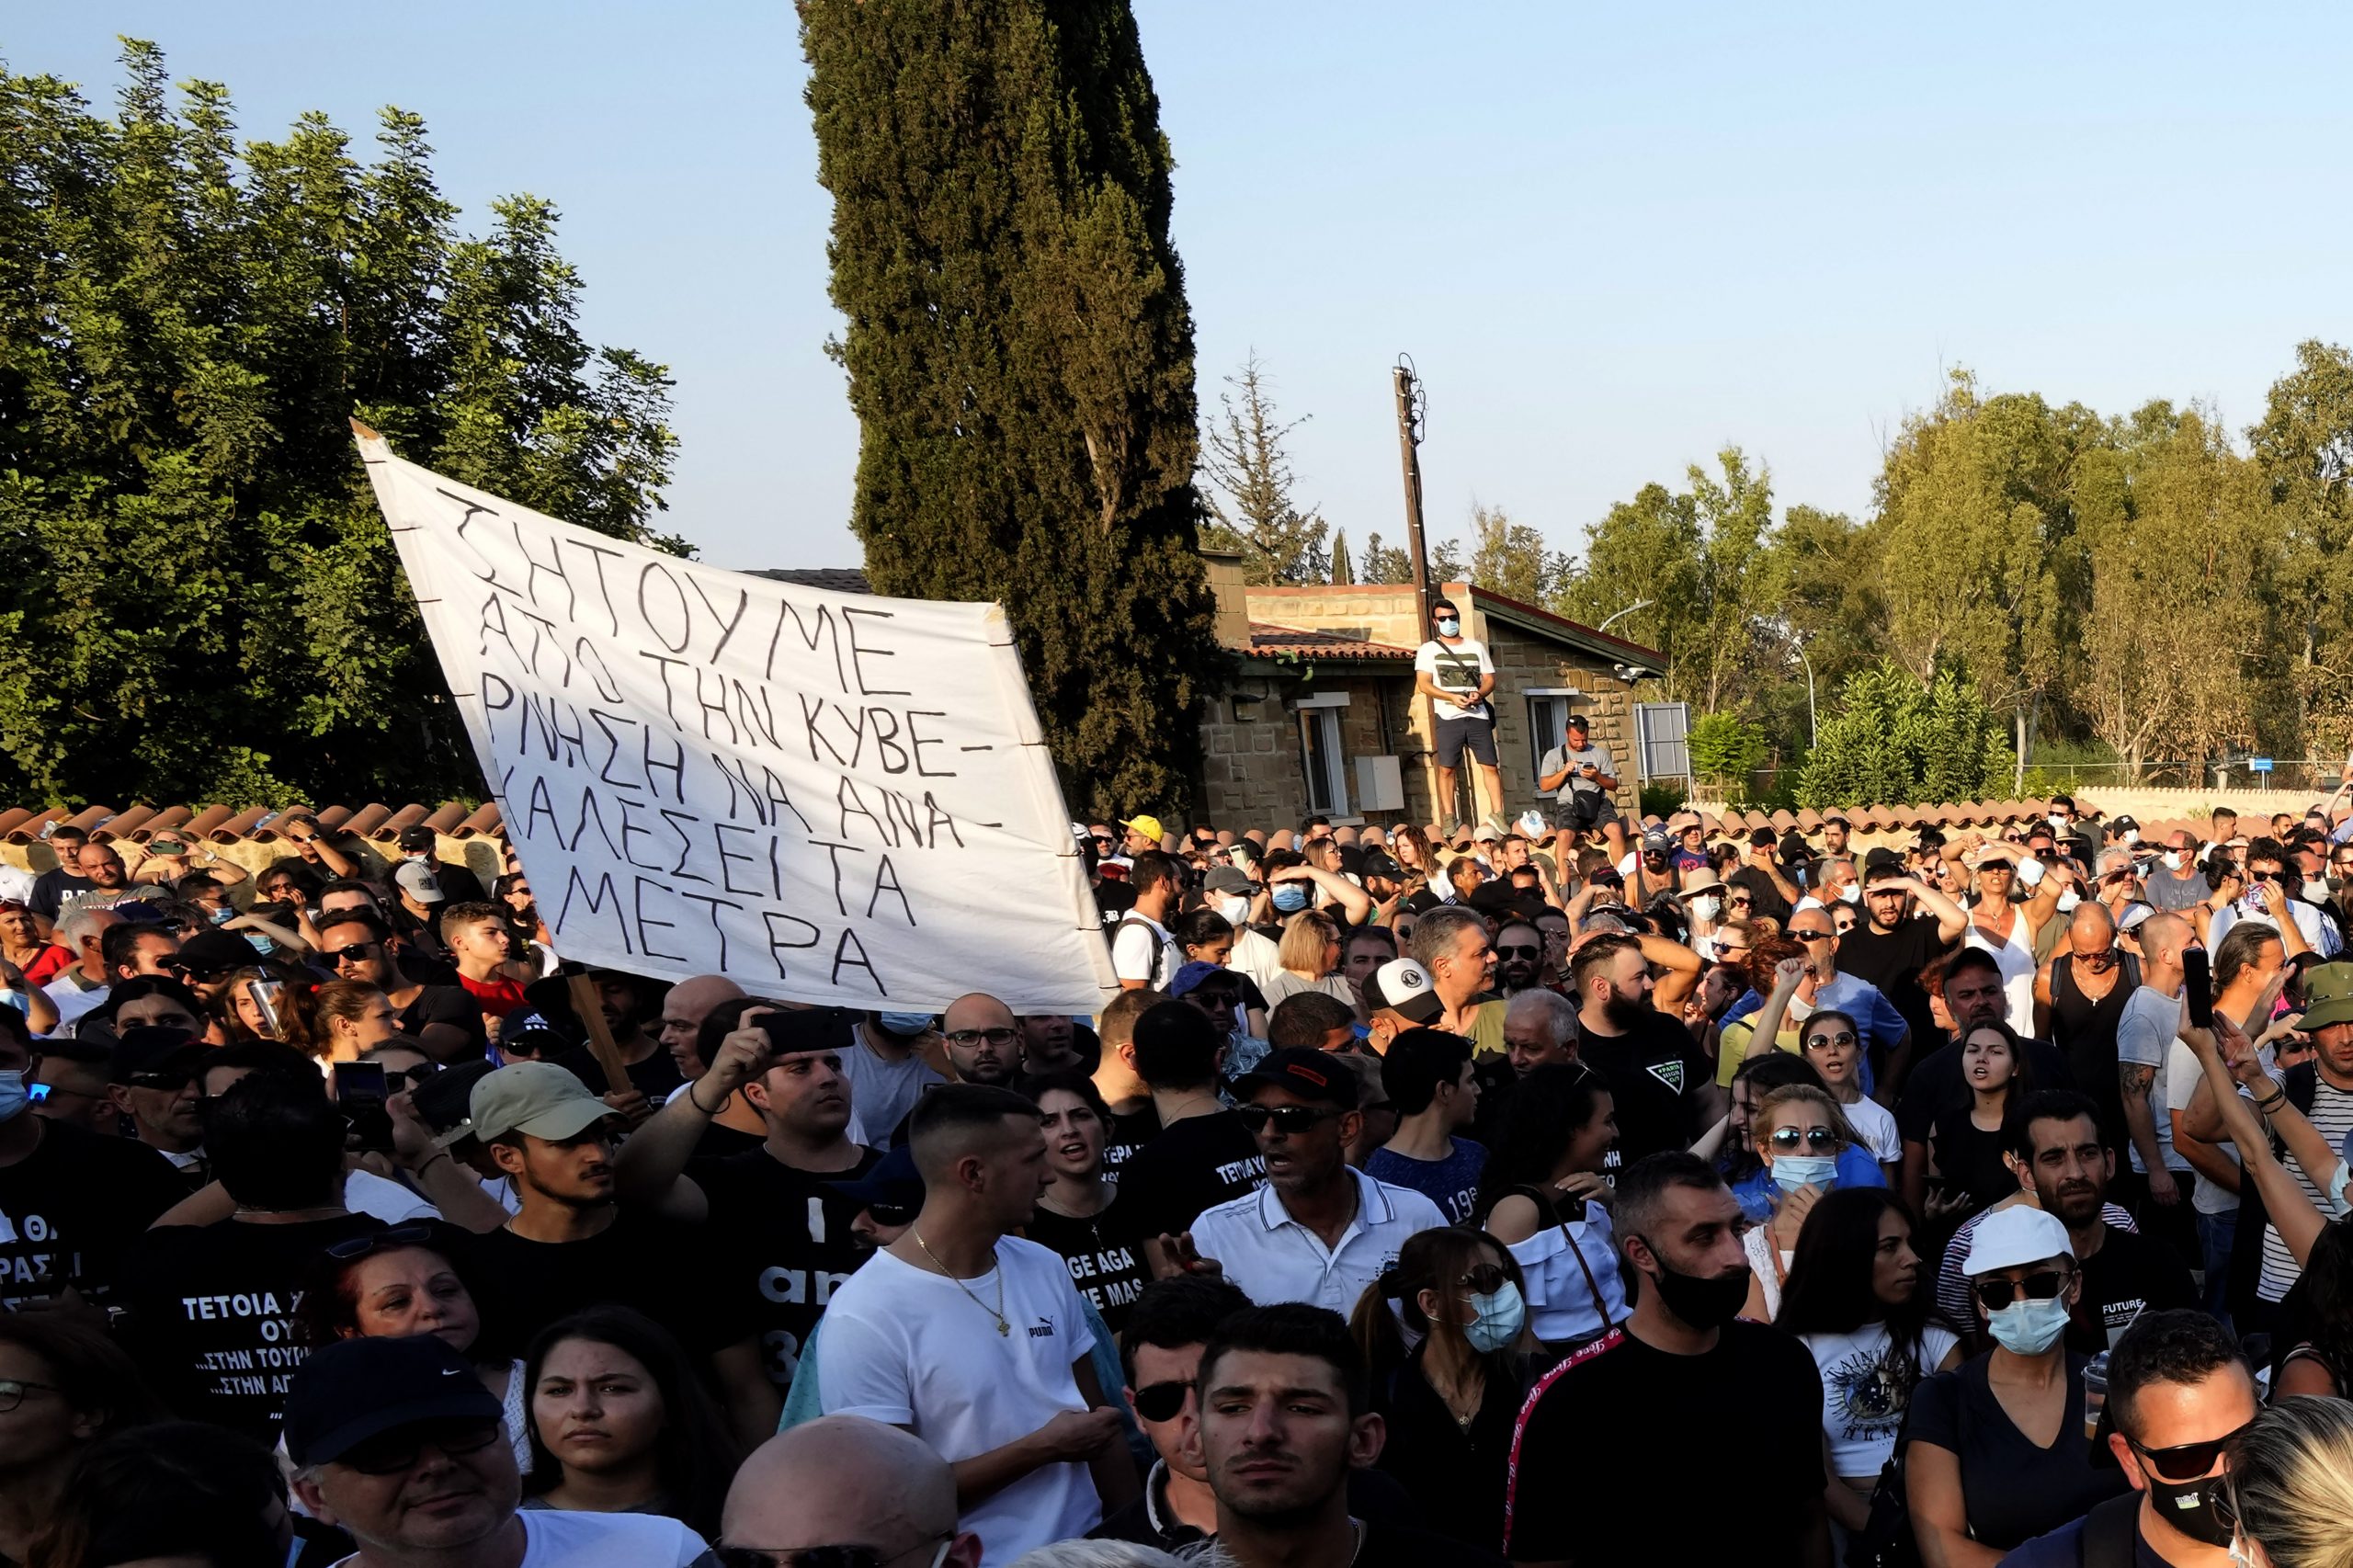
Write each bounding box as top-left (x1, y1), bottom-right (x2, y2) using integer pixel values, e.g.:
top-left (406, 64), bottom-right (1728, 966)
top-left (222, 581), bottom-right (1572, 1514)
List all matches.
top-left (801, 0), bottom-right (1224, 819)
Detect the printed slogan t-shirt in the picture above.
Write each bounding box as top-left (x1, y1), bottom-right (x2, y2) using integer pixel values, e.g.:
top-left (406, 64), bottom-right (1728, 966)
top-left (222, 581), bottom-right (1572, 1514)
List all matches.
top-left (0, 1119), bottom-right (188, 1310)
top-left (125, 1212), bottom-right (386, 1444)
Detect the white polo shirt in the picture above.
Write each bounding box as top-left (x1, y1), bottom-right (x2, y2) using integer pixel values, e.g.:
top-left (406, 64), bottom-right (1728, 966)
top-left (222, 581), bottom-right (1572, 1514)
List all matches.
top-left (1188, 1165), bottom-right (1447, 1312)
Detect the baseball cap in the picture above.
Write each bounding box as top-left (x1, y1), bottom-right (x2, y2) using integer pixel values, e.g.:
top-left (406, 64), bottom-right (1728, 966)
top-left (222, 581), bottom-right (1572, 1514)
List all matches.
top-left (1360, 852), bottom-right (1404, 882)
top-left (1169, 960), bottom-right (1234, 999)
top-left (827, 1142), bottom-right (923, 1214)
top-left (1120, 814), bottom-right (1166, 844)
top-left (468, 1062), bottom-right (617, 1142)
top-left (1642, 826), bottom-right (1671, 854)
top-left (172, 927), bottom-right (259, 976)
top-left (2115, 902), bottom-right (2155, 935)
top-left (392, 860), bottom-right (447, 905)
top-left (2300, 961), bottom-right (2353, 1031)
top-left (396, 824), bottom-right (438, 854)
top-left (1862, 847), bottom-right (1906, 879)
top-left (1961, 1206), bottom-right (2075, 1277)
top-left (1233, 1046), bottom-right (1361, 1108)
top-left (1472, 823), bottom-right (1502, 843)
top-left (412, 1058), bottom-right (500, 1146)
top-left (283, 1334), bottom-right (504, 1469)
top-left (1202, 866), bottom-right (1253, 898)
top-left (1362, 958), bottom-right (1443, 1025)
top-left (2112, 814), bottom-right (2140, 832)
top-left (1749, 826), bottom-right (1778, 848)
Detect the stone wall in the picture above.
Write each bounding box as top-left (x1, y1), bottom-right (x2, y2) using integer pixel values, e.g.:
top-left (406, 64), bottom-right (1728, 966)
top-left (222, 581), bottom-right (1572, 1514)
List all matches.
top-left (1196, 671), bottom-right (1423, 827)
top-left (1473, 616), bottom-right (1640, 823)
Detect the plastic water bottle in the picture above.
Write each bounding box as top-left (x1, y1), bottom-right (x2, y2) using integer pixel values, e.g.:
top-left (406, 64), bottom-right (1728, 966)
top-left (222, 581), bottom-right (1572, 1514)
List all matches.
top-left (2083, 1350), bottom-right (2109, 1443)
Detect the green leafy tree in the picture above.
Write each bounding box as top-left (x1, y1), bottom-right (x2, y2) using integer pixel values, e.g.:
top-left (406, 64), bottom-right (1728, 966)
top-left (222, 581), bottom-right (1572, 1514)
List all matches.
top-left (1797, 661), bottom-right (2014, 808)
top-left (1687, 711), bottom-right (1768, 804)
top-left (2248, 340), bottom-right (2353, 745)
top-left (1199, 350), bottom-right (1327, 585)
top-left (1465, 501), bottom-right (1564, 603)
top-left (1358, 532), bottom-right (1411, 585)
top-left (802, 0), bottom-right (1224, 816)
top-left (1328, 529), bottom-right (1354, 585)
top-left (0, 41), bottom-right (676, 806)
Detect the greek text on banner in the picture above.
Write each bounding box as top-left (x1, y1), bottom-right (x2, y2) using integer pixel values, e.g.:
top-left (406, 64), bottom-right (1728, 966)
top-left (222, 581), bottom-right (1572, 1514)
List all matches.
top-left (354, 426), bottom-right (1120, 1013)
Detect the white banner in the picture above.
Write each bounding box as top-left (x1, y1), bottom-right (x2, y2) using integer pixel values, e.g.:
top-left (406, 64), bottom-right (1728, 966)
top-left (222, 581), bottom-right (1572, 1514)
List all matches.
top-left (355, 426), bottom-right (1120, 1013)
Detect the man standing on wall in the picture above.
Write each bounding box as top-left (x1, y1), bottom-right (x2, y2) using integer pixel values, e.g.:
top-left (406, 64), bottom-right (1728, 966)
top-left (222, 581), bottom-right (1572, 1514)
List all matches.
top-left (1414, 597), bottom-right (1502, 834)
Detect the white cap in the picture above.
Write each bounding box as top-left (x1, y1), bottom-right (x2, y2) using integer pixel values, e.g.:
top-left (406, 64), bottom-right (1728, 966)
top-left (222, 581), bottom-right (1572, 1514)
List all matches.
top-left (1961, 1206), bottom-right (2075, 1277)
top-left (1363, 958), bottom-right (1442, 1025)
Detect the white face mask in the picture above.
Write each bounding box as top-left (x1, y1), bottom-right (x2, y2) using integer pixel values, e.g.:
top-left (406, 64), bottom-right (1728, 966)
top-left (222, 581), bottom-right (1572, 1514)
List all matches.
top-left (1218, 896), bottom-right (1251, 926)
top-left (2307, 879), bottom-right (2333, 903)
top-left (2049, 814), bottom-right (2069, 834)
top-left (2163, 850), bottom-right (2186, 871)
top-left (2054, 888), bottom-right (2082, 914)
top-left (2122, 830), bottom-right (2140, 846)
top-left (1688, 895), bottom-right (1722, 924)
top-left (1836, 882), bottom-right (1860, 905)
top-left (1786, 995), bottom-right (1814, 1021)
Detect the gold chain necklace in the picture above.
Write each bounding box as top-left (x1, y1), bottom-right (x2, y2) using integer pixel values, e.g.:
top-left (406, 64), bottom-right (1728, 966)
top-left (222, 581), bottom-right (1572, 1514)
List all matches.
top-left (913, 1228), bottom-right (1009, 1336)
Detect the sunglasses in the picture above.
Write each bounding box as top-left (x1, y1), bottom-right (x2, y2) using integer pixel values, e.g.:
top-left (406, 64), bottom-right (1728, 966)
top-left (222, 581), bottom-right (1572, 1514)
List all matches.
top-left (324, 1222), bottom-right (438, 1262)
top-left (1234, 1104), bottom-right (1342, 1136)
top-left (1768, 1127), bottom-right (1840, 1153)
top-left (324, 942), bottom-right (379, 965)
top-left (1727, 894), bottom-right (1753, 906)
top-left (717, 1540), bottom-right (949, 1568)
top-left (2129, 1422), bottom-right (2252, 1484)
top-left (1804, 1031), bottom-right (1858, 1050)
top-left (1131, 1378), bottom-right (1194, 1423)
top-left (1459, 1262), bottom-right (1508, 1295)
top-left (944, 1027), bottom-right (1014, 1047)
top-left (1972, 1268), bottom-right (2073, 1311)
top-left (1495, 944), bottom-right (1540, 960)
top-left (338, 1417), bottom-right (503, 1476)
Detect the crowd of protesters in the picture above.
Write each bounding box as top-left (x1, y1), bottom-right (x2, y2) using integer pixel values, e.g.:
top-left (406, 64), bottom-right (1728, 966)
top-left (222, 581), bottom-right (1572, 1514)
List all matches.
top-left (2, 619), bottom-right (2353, 1562)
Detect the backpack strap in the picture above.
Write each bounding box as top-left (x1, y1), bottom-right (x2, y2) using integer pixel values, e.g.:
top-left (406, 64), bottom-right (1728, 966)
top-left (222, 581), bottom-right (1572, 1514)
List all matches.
top-left (2080, 1492), bottom-right (2143, 1568)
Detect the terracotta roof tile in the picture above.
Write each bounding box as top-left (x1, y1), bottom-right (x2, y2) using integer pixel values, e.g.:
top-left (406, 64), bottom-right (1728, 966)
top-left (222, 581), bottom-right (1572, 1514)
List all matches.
top-left (0, 801), bottom-right (504, 847)
top-left (1245, 622), bottom-right (1415, 662)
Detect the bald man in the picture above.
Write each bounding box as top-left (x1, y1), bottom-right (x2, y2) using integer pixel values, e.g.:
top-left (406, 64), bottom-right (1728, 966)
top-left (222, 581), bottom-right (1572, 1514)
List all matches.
top-left (657, 973), bottom-right (747, 1079)
top-left (2035, 900), bottom-right (2145, 1198)
top-left (2119, 912), bottom-right (2197, 1246)
top-left (942, 993), bottom-right (1025, 1087)
top-left (722, 1415), bottom-right (982, 1566)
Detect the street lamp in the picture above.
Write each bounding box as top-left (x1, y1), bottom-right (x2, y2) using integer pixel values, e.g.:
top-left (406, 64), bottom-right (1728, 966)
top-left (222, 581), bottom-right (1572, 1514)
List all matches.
top-left (1597, 598), bottom-right (1652, 635)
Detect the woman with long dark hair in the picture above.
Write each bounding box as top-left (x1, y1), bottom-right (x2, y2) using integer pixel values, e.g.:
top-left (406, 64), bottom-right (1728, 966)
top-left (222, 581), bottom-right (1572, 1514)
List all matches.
top-left (521, 1305), bottom-right (741, 1540)
top-left (1024, 1072), bottom-right (1149, 1334)
top-left (1775, 1189), bottom-right (1963, 1552)
top-left (1349, 1226), bottom-right (1544, 1552)
top-left (1475, 1062), bottom-right (1626, 1349)
top-left (1904, 1018), bottom-right (2034, 1235)
top-left (28, 1420), bottom-right (348, 1568)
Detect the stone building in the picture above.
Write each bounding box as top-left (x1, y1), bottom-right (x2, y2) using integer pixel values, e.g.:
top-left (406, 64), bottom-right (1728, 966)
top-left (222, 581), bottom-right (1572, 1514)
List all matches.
top-left (1197, 549), bottom-right (1666, 831)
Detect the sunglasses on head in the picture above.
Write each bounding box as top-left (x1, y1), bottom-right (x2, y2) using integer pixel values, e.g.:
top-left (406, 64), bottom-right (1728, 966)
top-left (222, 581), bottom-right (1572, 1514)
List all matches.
top-left (337, 1417), bottom-right (503, 1476)
top-left (1972, 1268), bottom-right (2073, 1311)
top-left (1234, 1104), bottom-right (1341, 1135)
top-left (2129, 1422), bottom-right (2252, 1484)
top-left (125, 1072), bottom-right (192, 1093)
top-left (1131, 1378), bottom-right (1194, 1423)
top-left (1768, 1127), bottom-right (1839, 1153)
top-left (1494, 944), bottom-right (1540, 960)
top-left (324, 1222), bottom-right (438, 1262)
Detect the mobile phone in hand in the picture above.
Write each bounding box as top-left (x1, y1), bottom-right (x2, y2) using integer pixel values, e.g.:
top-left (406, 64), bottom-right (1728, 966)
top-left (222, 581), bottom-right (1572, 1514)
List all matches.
top-left (2183, 948), bottom-right (2213, 1029)
top-left (334, 1061), bottom-right (388, 1105)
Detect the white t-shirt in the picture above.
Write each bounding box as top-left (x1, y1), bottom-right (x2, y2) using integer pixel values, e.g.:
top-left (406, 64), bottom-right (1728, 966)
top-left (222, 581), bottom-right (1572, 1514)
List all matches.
top-left (330, 1508), bottom-right (713, 1568)
top-left (816, 1237), bottom-right (1101, 1567)
top-left (2115, 984), bottom-right (2192, 1176)
top-left (1227, 926), bottom-right (1285, 995)
top-left (0, 865), bottom-right (31, 904)
top-left (1110, 912), bottom-right (1179, 989)
top-left (1803, 1321), bottom-right (1961, 1478)
top-left (1840, 1096), bottom-right (1903, 1165)
top-left (2211, 895), bottom-right (2341, 960)
top-left (1187, 1166), bottom-right (1446, 1312)
top-left (39, 975), bottom-right (107, 1037)
top-left (1414, 638), bottom-right (1495, 722)
top-left (2165, 1038), bottom-right (2239, 1215)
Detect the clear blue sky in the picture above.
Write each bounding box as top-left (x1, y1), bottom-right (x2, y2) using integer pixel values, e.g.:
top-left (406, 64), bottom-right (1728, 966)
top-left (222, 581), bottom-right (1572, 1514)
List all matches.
top-left (17, 4), bottom-right (2353, 574)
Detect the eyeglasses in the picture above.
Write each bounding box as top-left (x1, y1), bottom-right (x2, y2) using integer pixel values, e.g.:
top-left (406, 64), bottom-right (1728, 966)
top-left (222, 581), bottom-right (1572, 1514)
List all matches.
top-left (1768, 1127), bottom-right (1840, 1153)
top-left (1459, 1262), bottom-right (1508, 1295)
top-left (944, 1027), bottom-right (1014, 1047)
top-left (1972, 1268), bottom-right (2074, 1311)
top-left (2129, 1422), bottom-right (2252, 1483)
top-left (716, 1539), bottom-right (950, 1568)
top-left (1495, 944), bottom-right (1540, 960)
top-left (1131, 1378), bottom-right (1194, 1422)
top-left (1234, 1104), bottom-right (1341, 1135)
top-left (0, 1379), bottom-right (59, 1414)
top-left (324, 1222), bottom-right (438, 1261)
top-left (1804, 1031), bottom-right (1858, 1050)
top-left (324, 942), bottom-right (379, 965)
top-left (337, 1417), bottom-right (504, 1475)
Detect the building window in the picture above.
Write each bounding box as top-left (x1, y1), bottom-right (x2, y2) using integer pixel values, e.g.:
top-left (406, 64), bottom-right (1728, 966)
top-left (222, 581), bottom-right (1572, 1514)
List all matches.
top-left (1523, 688), bottom-right (1581, 783)
top-left (1295, 695), bottom-right (1351, 816)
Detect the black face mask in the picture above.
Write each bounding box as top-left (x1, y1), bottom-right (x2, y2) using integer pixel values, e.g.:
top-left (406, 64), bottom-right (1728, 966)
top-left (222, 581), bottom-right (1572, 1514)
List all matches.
top-left (2142, 1470), bottom-right (2235, 1547)
top-left (1633, 1241), bottom-right (1749, 1330)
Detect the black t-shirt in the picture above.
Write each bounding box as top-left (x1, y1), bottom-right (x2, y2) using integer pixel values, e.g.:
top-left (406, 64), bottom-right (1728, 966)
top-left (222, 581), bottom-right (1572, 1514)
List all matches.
top-left (0, 1119), bottom-right (189, 1309)
top-left (395, 983), bottom-right (486, 1052)
top-left (553, 1040), bottom-right (686, 1104)
top-left (1358, 1521), bottom-right (1506, 1568)
top-left (1927, 1112), bottom-right (2017, 1213)
top-left (125, 1212), bottom-right (386, 1444)
top-left (1907, 1352), bottom-right (2129, 1551)
top-left (27, 867), bottom-right (90, 925)
top-left (690, 1120), bottom-right (767, 1162)
top-left (1506, 1324), bottom-right (1824, 1563)
top-left (1372, 1346), bottom-right (1546, 1552)
top-left (1574, 1009), bottom-right (1710, 1172)
top-left (460, 1208), bottom-right (755, 1361)
top-left (1727, 863), bottom-right (1792, 925)
top-left (1840, 914), bottom-right (1950, 1048)
top-left (1100, 1103), bottom-right (1162, 1188)
top-left (2072, 1225), bottom-right (2198, 1354)
top-left (688, 1144), bottom-right (880, 1392)
top-left (1895, 1035), bottom-right (2077, 1145)
top-left (1114, 1110), bottom-right (1266, 1240)
top-left (1024, 1199), bottom-right (1150, 1334)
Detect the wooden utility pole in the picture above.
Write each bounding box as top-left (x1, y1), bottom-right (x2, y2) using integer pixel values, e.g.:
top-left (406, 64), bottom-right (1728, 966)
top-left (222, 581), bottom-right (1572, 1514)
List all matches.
top-left (1392, 358), bottom-right (1434, 629)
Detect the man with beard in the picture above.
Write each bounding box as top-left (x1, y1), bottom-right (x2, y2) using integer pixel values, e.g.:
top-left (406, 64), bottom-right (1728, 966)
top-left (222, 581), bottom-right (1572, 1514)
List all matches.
top-left (613, 1003), bottom-right (881, 1396)
top-left (1839, 857), bottom-right (1968, 1061)
top-left (1506, 1153), bottom-right (1827, 1567)
top-left (1491, 919), bottom-right (1547, 996)
top-left (550, 969), bottom-right (677, 1111)
top-left (1019, 1009), bottom-right (1094, 1074)
top-left (1567, 934), bottom-right (1717, 1170)
top-left (943, 993), bottom-right (1026, 1086)
top-left (312, 906), bottom-right (482, 1058)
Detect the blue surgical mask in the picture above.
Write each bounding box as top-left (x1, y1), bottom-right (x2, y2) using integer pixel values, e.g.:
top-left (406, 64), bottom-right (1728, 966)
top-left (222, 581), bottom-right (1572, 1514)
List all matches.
top-left (1437, 618), bottom-right (1461, 637)
top-left (0, 1070), bottom-right (28, 1124)
top-left (2327, 1160), bottom-right (2351, 1219)
top-left (207, 905), bottom-right (233, 925)
top-left (1984, 1295), bottom-right (2072, 1356)
top-left (1463, 1281), bottom-right (1527, 1353)
top-left (1771, 1153), bottom-right (1838, 1195)
top-left (1271, 883), bottom-right (1311, 915)
top-left (242, 931), bottom-right (273, 955)
top-left (876, 1012), bottom-right (937, 1038)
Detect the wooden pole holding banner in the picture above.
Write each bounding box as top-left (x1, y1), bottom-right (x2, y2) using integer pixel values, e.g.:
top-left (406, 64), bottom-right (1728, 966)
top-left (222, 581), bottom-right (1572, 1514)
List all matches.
top-left (565, 973), bottom-right (635, 1096)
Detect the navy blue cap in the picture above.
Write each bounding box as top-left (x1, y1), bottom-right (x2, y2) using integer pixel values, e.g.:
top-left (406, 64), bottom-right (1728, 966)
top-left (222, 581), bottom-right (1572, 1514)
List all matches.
top-left (826, 1143), bottom-right (922, 1211)
top-left (283, 1334), bottom-right (503, 1468)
